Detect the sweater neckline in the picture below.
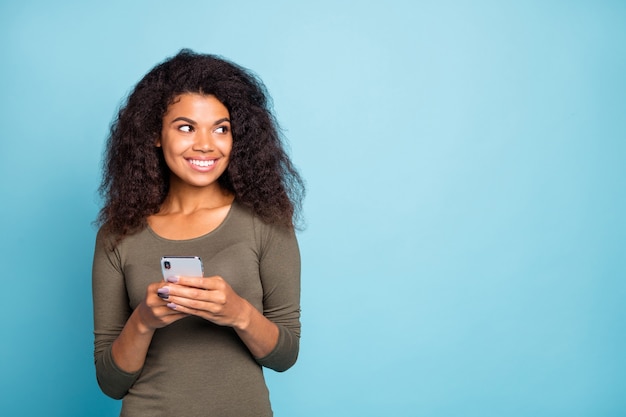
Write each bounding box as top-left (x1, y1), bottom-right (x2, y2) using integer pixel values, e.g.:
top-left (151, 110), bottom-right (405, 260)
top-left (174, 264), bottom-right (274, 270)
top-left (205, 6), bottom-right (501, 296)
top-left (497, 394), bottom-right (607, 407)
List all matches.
top-left (145, 200), bottom-right (237, 243)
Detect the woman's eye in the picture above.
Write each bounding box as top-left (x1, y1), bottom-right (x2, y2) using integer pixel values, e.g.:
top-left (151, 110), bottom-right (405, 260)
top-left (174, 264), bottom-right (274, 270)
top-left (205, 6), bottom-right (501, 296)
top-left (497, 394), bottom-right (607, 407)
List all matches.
top-left (215, 126), bottom-right (229, 134)
top-left (178, 125), bottom-right (193, 133)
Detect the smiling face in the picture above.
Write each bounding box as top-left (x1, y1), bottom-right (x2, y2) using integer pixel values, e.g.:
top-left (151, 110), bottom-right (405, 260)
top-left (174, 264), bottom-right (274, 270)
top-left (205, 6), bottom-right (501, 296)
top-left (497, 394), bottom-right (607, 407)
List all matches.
top-left (157, 93), bottom-right (233, 192)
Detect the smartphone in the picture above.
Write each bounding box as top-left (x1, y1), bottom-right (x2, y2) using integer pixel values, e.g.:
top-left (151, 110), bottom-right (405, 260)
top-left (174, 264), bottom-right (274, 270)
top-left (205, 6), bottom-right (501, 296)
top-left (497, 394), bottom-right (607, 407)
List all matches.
top-left (160, 256), bottom-right (204, 281)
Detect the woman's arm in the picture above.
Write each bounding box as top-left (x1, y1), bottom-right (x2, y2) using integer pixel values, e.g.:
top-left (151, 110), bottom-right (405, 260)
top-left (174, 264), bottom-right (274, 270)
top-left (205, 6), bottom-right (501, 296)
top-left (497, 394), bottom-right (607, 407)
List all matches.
top-left (160, 274), bottom-right (280, 359)
top-left (254, 224), bottom-right (301, 371)
top-left (110, 285), bottom-right (187, 372)
top-left (92, 231), bottom-right (186, 399)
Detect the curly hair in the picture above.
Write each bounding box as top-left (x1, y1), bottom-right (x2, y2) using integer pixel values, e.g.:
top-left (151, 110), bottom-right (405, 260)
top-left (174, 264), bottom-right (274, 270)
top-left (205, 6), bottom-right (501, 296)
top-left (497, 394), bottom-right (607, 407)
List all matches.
top-left (97, 49), bottom-right (305, 239)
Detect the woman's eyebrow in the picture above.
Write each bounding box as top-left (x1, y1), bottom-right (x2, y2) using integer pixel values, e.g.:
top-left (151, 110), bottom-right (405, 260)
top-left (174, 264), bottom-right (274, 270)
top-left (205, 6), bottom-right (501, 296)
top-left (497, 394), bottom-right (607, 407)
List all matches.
top-left (213, 117), bottom-right (231, 126)
top-left (171, 116), bottom-right (196, 125)
top-left (170, 117), bottom-right (230, 125)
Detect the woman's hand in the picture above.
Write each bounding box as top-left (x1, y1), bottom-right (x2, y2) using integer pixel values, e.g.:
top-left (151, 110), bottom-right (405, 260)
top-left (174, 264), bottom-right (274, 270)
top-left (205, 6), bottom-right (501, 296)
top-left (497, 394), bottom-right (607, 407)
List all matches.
top-left (134, 281), bottom-right (189, 332)
top-left (159, 276), bottom-right (249, 328)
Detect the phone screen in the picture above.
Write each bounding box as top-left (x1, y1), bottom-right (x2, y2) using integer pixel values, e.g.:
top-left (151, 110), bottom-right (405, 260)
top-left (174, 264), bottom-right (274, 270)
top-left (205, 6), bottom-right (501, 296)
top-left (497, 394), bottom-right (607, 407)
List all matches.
top-left (160, 256), bottom-right (204, 280)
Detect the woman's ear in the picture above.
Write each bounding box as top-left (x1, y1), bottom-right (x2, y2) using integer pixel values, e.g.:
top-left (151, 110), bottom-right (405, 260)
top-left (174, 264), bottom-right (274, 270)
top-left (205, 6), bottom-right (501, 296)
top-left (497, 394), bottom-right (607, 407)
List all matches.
top-left (155, 137), bottom-right (162, 147)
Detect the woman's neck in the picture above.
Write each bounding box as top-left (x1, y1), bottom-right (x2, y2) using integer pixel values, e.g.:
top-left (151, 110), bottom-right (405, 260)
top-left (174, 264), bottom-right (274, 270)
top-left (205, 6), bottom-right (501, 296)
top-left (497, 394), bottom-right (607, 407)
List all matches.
top-left (159, 181), bottom-right (234, 215)
top-left (148, 182), bottom-right (235, 240)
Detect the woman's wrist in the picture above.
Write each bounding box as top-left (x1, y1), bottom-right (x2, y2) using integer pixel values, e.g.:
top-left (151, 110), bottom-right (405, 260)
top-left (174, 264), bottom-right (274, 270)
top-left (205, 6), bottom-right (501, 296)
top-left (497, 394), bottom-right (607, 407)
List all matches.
top-left (133, 303), bottom-right (157, 335)
top-left (232, 301), bottom-right (279, 359)
top-left (232, 299), bottom-right (254, 331)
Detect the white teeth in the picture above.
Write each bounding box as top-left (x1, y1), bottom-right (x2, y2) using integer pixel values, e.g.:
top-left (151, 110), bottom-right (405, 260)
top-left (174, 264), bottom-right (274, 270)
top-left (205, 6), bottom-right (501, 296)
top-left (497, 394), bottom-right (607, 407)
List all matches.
top-left (190, 159), bottom-right (215, 167)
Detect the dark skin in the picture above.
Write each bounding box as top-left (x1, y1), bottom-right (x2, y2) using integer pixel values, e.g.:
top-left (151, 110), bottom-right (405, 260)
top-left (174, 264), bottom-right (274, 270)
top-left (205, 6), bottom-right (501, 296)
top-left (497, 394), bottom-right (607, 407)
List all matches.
top-left (110, 94), bottom-right (279, 373)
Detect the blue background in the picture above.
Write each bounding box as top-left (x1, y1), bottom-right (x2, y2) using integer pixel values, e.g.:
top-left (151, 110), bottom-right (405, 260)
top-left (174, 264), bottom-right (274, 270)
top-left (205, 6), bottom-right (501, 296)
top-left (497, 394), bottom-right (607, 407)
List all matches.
top-left (1, 1), bottom-right (625, 416)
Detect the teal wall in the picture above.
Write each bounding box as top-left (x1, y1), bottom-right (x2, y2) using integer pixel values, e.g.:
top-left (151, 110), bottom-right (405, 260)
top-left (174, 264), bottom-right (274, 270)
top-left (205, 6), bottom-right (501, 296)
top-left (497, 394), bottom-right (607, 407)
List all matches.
top-left (1, 1), bottom-right (624, 416)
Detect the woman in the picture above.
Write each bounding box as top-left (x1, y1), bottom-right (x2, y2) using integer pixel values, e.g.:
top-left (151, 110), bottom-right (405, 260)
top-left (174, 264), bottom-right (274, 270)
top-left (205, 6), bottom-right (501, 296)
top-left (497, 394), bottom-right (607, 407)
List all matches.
top-left (92, 49), bottom-right (304, 417)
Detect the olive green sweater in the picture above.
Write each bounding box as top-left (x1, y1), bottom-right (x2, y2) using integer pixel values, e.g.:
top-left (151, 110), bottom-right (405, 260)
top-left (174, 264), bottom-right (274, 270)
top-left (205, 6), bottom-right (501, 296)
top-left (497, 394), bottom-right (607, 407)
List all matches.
top-left (92, 201), bottom-right (301, 417)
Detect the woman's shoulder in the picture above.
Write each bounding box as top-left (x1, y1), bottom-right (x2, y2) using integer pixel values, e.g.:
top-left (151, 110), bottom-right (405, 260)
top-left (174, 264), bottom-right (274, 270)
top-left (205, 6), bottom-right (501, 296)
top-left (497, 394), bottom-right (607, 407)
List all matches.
top-left (94, 223), bottom-right (152, 253)
top-left (226, 199), bottom-right (295, 246)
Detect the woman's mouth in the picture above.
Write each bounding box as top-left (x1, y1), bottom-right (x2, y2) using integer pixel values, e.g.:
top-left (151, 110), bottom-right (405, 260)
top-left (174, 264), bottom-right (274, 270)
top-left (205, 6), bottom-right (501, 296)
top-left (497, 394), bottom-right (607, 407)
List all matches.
top-left (188, 159), bottom-right (216, 167)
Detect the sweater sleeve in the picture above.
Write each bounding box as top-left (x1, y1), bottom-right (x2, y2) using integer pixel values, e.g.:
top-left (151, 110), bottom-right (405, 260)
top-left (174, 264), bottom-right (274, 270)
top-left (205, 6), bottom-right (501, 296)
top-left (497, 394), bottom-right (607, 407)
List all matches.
top-left (91, 229), bottom-right (142, 399)
top-left (254, 222), bottom-right (302, 372)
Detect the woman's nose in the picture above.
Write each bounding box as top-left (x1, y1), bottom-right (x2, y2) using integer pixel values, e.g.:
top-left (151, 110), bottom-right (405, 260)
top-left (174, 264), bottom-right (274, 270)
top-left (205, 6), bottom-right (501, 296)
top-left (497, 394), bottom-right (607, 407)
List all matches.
top-left (193, 130), bottom-right (214, 151)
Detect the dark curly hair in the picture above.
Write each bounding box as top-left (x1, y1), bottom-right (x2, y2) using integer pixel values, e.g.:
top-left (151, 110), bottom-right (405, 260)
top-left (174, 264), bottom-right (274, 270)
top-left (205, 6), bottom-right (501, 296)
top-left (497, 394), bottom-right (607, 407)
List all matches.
top-left (97, 49), bottom-right (305, 239)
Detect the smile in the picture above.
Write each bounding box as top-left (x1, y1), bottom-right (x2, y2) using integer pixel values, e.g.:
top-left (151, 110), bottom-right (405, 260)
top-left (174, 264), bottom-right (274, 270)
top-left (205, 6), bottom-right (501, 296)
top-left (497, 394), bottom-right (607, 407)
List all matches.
top-left (189, 159), bottom-right (216, 167)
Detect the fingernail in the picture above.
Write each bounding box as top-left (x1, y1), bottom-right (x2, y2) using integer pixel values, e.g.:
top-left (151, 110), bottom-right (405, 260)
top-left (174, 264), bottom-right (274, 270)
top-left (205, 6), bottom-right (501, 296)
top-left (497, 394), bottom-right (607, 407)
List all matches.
top-left (166, 276), bottom-right (179, 283)
top-left (157, 287), bottom-right (169, 299)
top-left (167, 302), bottom-right (177, 309)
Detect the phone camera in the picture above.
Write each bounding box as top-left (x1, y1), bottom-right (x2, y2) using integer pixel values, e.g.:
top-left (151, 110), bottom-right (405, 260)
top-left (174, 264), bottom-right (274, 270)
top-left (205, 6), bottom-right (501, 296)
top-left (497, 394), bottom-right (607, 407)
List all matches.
top-left (164, 261), bottom-right (171, 269)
